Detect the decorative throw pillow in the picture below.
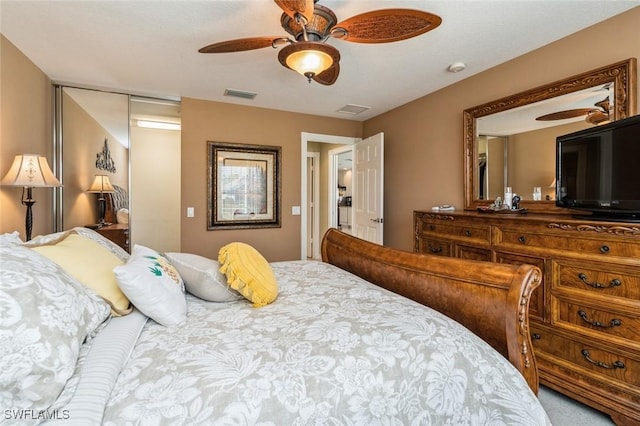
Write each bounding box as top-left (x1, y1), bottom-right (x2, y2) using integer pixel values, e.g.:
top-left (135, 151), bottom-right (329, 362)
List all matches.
top-left (30, 232), bottom-right (132, 316)
top-left (0, 244), bottom-right (110, 413)
top-left (166, 252), bottom-right (242, 302)
top-left (114, 245), bottom-right (186, 326)
top-left (218, 242), bottom-right (278, 307)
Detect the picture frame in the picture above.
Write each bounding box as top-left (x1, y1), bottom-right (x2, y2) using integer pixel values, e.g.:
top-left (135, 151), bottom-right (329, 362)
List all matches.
top-left (207, 141), bottom-right (281, 230)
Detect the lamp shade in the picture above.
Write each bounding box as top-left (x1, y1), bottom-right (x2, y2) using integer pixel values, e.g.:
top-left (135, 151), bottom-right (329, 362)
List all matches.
top-left (278, 42), bottom-right (340, 80)
top-left (1, 154), bottom-right (61, 187)
top-left (88, 175), bottom-right (115, 193)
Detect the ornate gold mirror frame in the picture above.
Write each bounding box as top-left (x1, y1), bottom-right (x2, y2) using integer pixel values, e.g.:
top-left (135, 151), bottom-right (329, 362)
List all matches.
top-left (463, 58), bottom-right (637, 213)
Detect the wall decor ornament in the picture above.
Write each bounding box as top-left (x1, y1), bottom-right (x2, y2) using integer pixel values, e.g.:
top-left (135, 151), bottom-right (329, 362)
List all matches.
top-left (208, 141), bottom-right (281, 230)
top-left (96, 138), bottom-right (116, 173)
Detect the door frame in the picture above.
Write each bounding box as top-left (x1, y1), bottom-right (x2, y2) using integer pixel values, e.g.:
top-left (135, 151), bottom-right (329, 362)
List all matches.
top-left (300, 132), bottom-right (359, 260)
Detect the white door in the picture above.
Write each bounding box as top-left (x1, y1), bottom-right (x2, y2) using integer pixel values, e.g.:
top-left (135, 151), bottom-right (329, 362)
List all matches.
top-left (353, 133), bottom-right (384, 244)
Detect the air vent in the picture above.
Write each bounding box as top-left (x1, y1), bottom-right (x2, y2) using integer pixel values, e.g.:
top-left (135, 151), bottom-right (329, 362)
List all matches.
top-left (337, 104), bottom-right (370, 115)
top-left (224, 88), bottom-right (257, 100)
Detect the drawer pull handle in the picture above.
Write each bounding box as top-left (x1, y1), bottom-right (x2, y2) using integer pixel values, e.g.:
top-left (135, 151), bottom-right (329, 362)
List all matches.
top-left (428, 245), bottom-right (443, 254)
top-left (600, 245), bottom-right (610, 253)
top-left (465, 230), bottom-right (472, 237)
top-left (518, 236), bottom-right (527, 244)
top-left (429, 225), bottom-right (435, 231)
top-left (578, 311), bottom-right (622, 328)
top-left (577, 273), bottom-right (622, 289)
top-left (531, 333), bottom-right (541, 340)
top-left (581, 349), bottom-right (625, 370)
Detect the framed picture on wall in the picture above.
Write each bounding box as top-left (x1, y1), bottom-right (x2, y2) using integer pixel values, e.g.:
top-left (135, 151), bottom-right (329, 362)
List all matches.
top-left (207, 141), bottom-right (281, 230)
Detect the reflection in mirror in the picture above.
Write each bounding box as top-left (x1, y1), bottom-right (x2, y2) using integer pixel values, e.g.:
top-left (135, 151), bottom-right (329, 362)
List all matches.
top-left (464, 58), bottom-right (637, 213)
top-left (54, 86), bottom-right (130, 231)
top-left (477, 135), bottom-right (506, 200)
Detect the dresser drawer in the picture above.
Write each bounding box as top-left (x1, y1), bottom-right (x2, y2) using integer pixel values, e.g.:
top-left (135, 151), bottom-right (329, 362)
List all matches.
top-left (494, 226), bottom-right (640, 258)
top-left (455, 244), bottom-right (492, 262)
top-left (552, 259), bottom-right (640, 301)
top-left (419, 221), bottom-right (491, 244)
top-left (415, 237), bottom-right (452, 257)
top-left (552, 298), bottom-right (640, 348)
top-left (531, 326), bottom-right (640, 388)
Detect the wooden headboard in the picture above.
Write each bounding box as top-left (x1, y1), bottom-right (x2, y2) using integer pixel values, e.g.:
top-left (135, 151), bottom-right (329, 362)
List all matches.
top-left (321, 228), bottom-right (541, 393)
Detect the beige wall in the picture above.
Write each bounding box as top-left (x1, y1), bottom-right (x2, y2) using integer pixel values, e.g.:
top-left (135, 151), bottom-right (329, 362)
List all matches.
top-left (180, 98), bottom-right (361, 261)
top-left (0, 36), bottom-right (53, 240)
top-left (363, 7), bottom-right (640, 250)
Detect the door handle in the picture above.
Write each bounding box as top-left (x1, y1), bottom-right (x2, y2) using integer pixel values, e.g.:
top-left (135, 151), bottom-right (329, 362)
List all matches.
top-left (370, 218), bottom-right (384, 223)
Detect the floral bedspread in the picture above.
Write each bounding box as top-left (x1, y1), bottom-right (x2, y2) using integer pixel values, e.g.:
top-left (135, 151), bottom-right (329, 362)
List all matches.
top-left (101, 260), bottom-right (550, 425)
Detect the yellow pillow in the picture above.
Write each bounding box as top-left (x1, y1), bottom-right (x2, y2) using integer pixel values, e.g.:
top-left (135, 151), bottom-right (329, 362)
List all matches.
top-left (218, 242), bottom-right (278, 307)
top-left (31, 233), bottom-right (132, 315)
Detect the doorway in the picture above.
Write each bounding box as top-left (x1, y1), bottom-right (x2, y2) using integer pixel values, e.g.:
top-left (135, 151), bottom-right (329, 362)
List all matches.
top-left (300, 133), bottom-right (359, 260)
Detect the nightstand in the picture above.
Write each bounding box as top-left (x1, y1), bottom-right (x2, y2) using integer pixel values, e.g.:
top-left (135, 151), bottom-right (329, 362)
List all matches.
top-left (88, 224), bottom-right (129, 252)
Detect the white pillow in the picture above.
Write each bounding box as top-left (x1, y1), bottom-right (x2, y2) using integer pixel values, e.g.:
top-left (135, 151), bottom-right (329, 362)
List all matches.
top-left (166, 252), bottom-right (242, 302)
top-left (116, 208), bottom-right (129, 225)
top-left (114, 245), bottom-right (186, 327)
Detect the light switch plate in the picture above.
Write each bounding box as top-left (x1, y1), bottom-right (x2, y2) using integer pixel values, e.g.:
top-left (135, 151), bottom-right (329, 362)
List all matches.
top-left (291, 206), bottom-right (301, 215)
top-left (187, 207), bottom-right (195, 217)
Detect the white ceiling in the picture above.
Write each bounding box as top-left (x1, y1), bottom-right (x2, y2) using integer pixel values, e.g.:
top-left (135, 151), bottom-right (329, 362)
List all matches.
top-left (2, 1), bottom-right (638, 122)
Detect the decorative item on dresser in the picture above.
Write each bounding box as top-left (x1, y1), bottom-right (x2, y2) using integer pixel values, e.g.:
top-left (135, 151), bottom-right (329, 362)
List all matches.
top-left (414, 210), bottom-right (640, 426)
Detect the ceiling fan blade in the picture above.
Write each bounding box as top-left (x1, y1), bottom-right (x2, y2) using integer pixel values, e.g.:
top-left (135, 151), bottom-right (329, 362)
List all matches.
top-left (274, 0), bottom-right (315, 23)
top-left (313, 62), bottom-right (340, 86)
top-left (586, 110), bottom-right (610, 125)
top-left (333, 9), bottom-right (442, 43)
top-left (199, 37), bottom-right (279, 53)
top-left (536, 108), bottom-right (597, 121)
top-left (594, 96), bottom-right (610, 112)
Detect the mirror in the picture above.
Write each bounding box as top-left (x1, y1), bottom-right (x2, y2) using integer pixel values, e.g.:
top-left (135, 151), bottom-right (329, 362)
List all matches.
top-left (54, 86), bottom-right (130, 230)
top-left (464, 58), bottom-right (637, 213)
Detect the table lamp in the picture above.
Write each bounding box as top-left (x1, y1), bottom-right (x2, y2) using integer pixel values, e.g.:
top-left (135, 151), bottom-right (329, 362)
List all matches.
top-left (1, 154), bottom-right (62, 241)
top-left (87, 174), bottom-right (115, 226)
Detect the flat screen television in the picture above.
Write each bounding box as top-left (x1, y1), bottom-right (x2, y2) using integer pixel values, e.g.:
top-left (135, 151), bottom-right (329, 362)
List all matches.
top-left (556, 114), bottom-right (640, 222)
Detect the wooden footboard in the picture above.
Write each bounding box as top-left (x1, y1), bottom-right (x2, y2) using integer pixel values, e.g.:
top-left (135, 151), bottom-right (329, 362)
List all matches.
top-left (321, 229), bottom-right (542, 393)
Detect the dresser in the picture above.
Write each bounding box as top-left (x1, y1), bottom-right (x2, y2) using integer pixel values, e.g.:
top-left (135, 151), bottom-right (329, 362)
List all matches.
top-left (414, 210), bottom-right (640, 426)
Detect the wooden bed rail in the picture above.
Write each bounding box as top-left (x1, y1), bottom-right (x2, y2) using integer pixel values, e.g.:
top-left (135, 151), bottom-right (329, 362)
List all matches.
top-left (321, 228), bottom-right (542, 393)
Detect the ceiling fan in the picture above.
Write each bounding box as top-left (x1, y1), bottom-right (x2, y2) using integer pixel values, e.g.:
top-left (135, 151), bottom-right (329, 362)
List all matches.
top-left (198, 0), bottom-right (442, 85)
top-left (536, 96), bottom-right (611, 125)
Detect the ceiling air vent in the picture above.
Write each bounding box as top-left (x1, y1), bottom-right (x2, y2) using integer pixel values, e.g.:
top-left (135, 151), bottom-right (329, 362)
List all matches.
top-left (224, 88), bottom-right (257, 100)
top-left (337, 104), bottom-right (370, 115)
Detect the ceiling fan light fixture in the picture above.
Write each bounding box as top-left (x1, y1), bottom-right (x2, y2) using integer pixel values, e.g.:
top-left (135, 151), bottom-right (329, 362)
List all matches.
top-left (278, 42), bottom-right (340, 82)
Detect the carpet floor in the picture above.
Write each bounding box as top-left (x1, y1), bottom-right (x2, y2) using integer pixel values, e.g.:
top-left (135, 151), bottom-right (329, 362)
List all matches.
top-left (538, 386), bottom-right (615, 425)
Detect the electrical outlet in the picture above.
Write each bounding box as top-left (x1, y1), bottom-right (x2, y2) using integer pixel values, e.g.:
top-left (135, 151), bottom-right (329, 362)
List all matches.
top-left (291, 206), bottom-right (301, 215)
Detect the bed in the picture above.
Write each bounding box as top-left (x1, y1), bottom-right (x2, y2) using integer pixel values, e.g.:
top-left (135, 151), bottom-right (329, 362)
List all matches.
top-left (0, 227), bottom-right (550, 425)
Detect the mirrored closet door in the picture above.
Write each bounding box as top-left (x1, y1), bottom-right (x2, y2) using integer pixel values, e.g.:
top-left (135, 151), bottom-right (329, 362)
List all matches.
top-left (54, 86), bottom-right (181, 252)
